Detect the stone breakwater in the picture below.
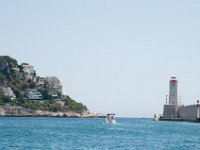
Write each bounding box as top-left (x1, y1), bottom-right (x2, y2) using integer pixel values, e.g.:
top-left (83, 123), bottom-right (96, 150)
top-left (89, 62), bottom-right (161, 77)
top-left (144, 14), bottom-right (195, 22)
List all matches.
top-left (0, 105), bottom-right (105, 118)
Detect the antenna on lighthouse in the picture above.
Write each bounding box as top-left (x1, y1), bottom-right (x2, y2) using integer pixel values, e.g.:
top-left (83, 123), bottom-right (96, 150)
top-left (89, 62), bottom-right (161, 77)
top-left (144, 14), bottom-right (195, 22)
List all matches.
top-left (165, 95), bottom-right (168, 104)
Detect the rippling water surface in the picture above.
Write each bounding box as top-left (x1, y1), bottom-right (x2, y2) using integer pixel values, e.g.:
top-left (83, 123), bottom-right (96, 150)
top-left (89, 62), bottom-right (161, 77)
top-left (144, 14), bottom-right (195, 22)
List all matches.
top-left (0, 117), bottom-right (200, 149)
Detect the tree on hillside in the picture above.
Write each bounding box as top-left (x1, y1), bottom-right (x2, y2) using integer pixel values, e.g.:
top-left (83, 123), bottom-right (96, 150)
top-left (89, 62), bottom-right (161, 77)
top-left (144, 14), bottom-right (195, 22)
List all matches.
top-left (0, 56), bottom-right (18, 67)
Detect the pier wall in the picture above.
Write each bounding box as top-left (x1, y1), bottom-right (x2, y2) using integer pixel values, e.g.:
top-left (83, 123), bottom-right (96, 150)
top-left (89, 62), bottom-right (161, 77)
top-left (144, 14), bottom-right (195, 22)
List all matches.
top-left (163, 105), bottom-right (182, 118)
top-left (179, 105), bottom-right (197, 119)
top-left (163, 105), bottom-right (176, 118)
top-left (162, 104), bottom-right (199, 121)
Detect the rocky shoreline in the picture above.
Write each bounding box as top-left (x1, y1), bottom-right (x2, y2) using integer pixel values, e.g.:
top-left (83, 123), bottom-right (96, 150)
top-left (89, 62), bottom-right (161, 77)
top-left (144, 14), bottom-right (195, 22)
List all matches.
top-left (0, 105), bottom-right (105, 118)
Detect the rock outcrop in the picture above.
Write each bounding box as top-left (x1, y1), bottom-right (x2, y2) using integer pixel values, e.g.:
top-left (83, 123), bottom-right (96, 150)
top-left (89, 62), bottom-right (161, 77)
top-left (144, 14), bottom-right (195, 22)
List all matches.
top-left (0, 105), bottom-right (105, 118)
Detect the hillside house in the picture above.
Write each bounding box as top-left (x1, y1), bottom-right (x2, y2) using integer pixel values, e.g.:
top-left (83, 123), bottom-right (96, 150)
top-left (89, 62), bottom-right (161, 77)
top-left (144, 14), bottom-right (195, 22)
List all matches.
top-left (28, 90), bottom-right (43, 100)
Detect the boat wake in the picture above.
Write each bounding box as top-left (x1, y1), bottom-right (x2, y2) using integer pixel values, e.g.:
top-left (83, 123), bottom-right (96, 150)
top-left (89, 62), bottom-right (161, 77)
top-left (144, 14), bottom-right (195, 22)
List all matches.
top-left (105, 113), bottom-right (116, 124)
top-left (106, 119), bottom-right (116, 124)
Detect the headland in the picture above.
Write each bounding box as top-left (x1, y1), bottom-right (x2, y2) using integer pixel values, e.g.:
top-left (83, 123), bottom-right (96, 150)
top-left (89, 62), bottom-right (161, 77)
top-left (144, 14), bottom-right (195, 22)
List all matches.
top-left (0, 56), bottom-right (104, 118)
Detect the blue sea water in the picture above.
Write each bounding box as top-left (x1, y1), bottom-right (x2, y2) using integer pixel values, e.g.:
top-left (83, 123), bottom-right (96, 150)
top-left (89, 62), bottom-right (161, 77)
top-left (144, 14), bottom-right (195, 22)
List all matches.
top-left (0, 117), bottom-right (200, 150)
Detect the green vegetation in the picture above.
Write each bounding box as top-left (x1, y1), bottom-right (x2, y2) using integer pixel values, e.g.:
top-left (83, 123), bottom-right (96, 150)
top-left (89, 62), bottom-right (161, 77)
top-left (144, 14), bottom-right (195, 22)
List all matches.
top-left (0, 96), bottom-right (87, 113)
top-left (0, 55), bottom-right (88, 114)
top-left (18, 99), bottom-right (64, 112)
top-left (0, 56), bottom-right (18, 66)
top-left (0, 95), bottom-right (12, 104)
top-left (64, 95), bottom-right (87, 113)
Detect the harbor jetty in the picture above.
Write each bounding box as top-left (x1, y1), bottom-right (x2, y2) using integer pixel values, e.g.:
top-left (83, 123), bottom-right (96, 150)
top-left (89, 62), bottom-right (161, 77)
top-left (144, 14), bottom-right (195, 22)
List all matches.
top-left (155, 76), bottom-right (200, 123)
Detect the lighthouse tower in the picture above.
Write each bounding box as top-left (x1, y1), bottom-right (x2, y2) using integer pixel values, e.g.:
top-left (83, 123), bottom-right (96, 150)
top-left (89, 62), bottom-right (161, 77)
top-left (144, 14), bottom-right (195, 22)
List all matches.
top-left (163, 76), bottom-right (182, 119)
top-left (169, 76), bottom-right (178, 105)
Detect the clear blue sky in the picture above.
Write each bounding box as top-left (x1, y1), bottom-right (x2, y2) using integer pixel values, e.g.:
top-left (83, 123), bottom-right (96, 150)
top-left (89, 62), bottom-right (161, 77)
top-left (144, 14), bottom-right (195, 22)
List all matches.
top-left (1, 0), bottom-right (200, 117)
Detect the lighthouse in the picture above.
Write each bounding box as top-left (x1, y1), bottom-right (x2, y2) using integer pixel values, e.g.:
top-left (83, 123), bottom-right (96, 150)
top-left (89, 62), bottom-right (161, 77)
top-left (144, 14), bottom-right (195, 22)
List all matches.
top-left (163, 76), bottom-right (180, 118)
top-left (169, 76), bottom-right (178, 105)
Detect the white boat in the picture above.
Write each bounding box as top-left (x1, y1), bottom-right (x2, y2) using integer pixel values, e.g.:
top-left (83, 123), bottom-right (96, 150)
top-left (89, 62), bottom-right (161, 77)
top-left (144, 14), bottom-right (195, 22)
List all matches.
top-left (153, 114), bottom-right (161, 121)
top-left (106, 113), bottom-right (115, 124)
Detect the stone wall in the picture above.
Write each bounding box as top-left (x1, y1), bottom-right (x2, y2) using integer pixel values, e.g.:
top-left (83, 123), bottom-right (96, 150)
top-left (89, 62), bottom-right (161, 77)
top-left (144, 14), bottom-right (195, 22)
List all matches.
top-left (179, 105), bottom-right (198, 119)
top-left (163, 105), bottom-right (176, 118)
top-left (163, 104), bottom-right (200, 120)
top-left (163, 104), bottom-right (183, 118)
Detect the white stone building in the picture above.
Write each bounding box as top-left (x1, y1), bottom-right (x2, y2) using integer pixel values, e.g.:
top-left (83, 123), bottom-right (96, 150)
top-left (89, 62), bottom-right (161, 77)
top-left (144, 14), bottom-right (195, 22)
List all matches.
top-left (21, 63), bottom-right (35, 80)
top-left (28, 90), bottom-right (43, 100)
top-left (46, 76), bottom-right (62, 93)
